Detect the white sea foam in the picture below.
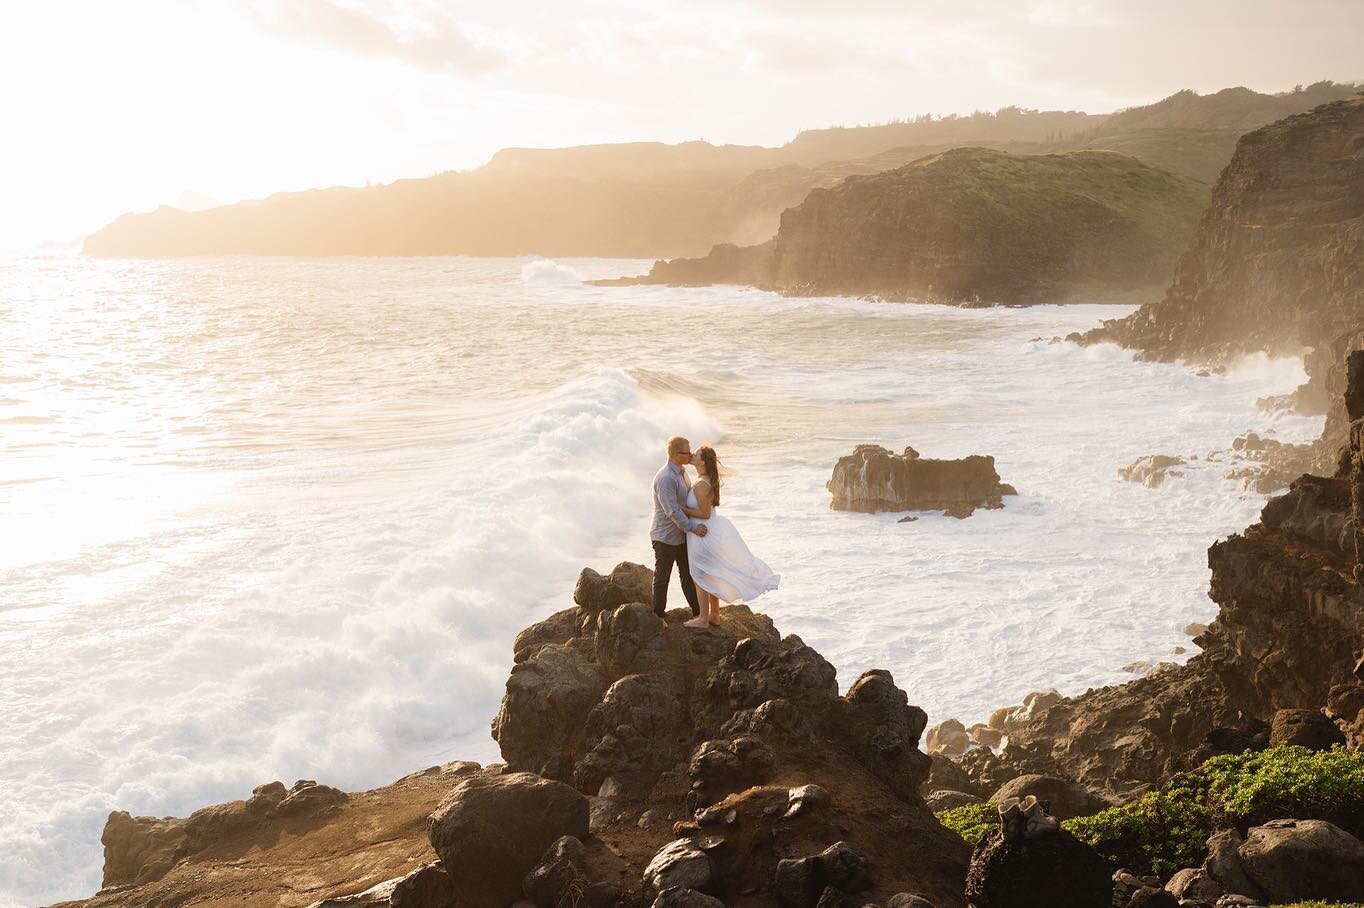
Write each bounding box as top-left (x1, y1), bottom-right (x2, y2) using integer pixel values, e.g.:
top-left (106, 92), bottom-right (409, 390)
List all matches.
top-left (520, 257), bottom-right (585, 285)
top-left (0, 255), bottom-right (1324, 906)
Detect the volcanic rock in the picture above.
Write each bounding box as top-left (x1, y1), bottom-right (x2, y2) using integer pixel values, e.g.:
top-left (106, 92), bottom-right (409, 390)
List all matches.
top-left (1267, 708), bottom-right (1347, 749)
top-left (1079, 95), bottom-right (1364, 472)
top-left (643, 839), bottom-right (714, 895)
top-left (574, 562), bottom-right (654, 613)
top-left (1237, 818), bottom-right (1364, 903)
top-left (1118, 455), bottom-right (1186, 488)
top-left (426, 770), bottom-right (589, 908)
top-left (963, 828), bottom-right (1112, 908)
top-left (827, 445), bottom-right (1016, 517)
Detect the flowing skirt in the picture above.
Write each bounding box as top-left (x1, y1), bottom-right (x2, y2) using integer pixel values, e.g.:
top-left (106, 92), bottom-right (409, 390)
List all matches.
top-left (687, 511), bottom-right (780, 604)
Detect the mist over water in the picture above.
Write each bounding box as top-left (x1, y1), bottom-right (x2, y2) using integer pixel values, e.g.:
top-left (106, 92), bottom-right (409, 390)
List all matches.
top-left (0, 254), bottom-right (1322, 906)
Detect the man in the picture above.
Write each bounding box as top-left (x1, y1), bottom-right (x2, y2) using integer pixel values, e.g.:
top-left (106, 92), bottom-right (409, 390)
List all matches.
top-left (651, 436), bottom-right (707, 625)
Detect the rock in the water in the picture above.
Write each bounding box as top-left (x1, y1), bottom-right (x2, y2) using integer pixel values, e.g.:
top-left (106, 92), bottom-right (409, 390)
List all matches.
top-left (827, 444), bottom-right (1015, 516)
top-left (1119, 455), bottom-right (1187, 488)
top-left (643, 839), bottom-right (714, 895)
top-left (1237, 818), bottom-right (1364, 902)
top-left (427, 770), bottom-right (589, 908)
top-left (988, 775), bottom-right (1111, 821)
top-left (963, 828), bottom-right (1112, 908)
top-left (1267, 708), bottom-right (1347, 749)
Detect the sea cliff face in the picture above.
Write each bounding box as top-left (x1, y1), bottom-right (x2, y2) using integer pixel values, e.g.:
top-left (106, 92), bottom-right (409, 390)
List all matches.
top-left (601, 148), bottom-right (1208, 306)
top-left (1080, 95), bottom-right (1364, 466)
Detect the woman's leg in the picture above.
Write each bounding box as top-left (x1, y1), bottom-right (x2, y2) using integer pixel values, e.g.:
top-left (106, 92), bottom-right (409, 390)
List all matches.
top-left (706, 590), bottom-right (721, 625)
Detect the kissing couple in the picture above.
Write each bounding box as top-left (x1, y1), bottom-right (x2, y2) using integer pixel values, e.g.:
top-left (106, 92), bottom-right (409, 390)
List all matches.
top-left (650, 436), bottom-right (780, 630)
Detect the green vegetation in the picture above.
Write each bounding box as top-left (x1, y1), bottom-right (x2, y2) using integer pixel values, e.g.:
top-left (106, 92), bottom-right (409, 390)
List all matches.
top-left (935, 801), bottom-right (998, 845)
top-left (933, 747), bottom-right (1364, 878)
top-left (1066, 747), bottom-right (1364, 877)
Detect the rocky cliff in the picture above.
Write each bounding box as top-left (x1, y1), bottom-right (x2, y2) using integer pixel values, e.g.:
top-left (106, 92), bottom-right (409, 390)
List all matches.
top-left (933, 405), bottom-right (1364, 802)
top-left (599, 148), bottom-right (1208, 306)
top-left (59, 565), bottom-right (970, 908)
top-left (1079, 94), bottom-right (1364, 469)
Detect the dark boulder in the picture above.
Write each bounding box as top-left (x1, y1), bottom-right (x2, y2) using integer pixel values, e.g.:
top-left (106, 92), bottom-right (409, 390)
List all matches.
top-left (827, 445), bottom-right (1015, 517)
top-left (1268, 708), bottom-right (1347, 749)
top-left (427, 770), bottom-right (589, 908)
top-left (964, 828), bottom-right (1112, 908)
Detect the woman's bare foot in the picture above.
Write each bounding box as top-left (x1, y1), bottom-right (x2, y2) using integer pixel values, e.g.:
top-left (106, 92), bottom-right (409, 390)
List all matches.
top-left (683, 616), bottom-right (709, 629)
top-left (708, 620), bottom-right (720, 626)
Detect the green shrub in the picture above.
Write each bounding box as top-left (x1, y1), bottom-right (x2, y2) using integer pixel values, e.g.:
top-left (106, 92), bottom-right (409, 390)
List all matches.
top-left (1064, 746), bottom-right (1364, 877)
top-left (935, 800), bottom-right (997, 845)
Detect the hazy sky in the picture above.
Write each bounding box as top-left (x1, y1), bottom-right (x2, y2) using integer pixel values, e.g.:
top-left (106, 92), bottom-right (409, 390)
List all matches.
top-left (1, 0), bottom-right (1361, 249)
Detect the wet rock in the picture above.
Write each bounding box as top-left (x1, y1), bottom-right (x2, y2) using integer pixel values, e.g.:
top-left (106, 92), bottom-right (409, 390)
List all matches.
top-left (574, 562), bottom-right (653, 613)
top-left (427, 770), bottom-right (590, 908)
top-left (963, 828), bottom-right (1112, 908)
top-left (1237, 818), bottom-right (1364, 902)
top-left (643, 839), bottom-right (714, 894)
top-left (1267, 708), bottom-right (1347, 749)
top-left (828, 444), bottom-right (1015, 516)
top-left (773, 841), bottom-right (873, 908)
top-left (1119, 455), bottom-right (1187, 488)
top-left (988, 775), bottom-right (1111, 820)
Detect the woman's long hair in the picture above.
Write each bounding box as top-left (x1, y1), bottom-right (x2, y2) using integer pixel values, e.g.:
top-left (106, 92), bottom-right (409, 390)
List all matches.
top-left (698, 445), bottom-right (721, 507)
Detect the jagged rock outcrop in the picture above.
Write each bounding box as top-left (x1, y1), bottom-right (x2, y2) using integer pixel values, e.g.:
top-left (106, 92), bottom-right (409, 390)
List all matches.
top-left (827, 445), bottom-right (1016, 517)
top-left (948, 404), bottom-right (1364, 796)
top-left (600, 148), bottom-right (1209, 306)
top-left (487, 565), bottom-right (970, 905)
top-left (1080, 94), bottom-right (1364, 470)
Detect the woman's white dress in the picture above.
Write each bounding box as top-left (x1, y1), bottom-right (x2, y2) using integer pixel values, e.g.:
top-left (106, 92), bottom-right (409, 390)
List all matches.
top-left (686, 486), bottom-right (780, 603)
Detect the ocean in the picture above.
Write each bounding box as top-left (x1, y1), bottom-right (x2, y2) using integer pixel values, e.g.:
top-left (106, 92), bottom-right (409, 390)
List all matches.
top-left (0, 253), bottom-right (1322, 905)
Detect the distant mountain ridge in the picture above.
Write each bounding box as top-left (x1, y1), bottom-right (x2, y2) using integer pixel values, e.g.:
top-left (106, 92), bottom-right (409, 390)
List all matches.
top-left (83, 82), bottom-right (1361, 259)
top-left (597, 147), bottom-right (1210, 306)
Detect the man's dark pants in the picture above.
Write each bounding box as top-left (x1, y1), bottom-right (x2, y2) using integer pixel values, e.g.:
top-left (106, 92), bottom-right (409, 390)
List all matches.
top-left (652, 539), bottom-right (701, 617)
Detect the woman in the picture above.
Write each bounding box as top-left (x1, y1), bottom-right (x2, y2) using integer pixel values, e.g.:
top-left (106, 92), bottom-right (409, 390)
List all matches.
top-left (680, 445), bottom-right (780, 629)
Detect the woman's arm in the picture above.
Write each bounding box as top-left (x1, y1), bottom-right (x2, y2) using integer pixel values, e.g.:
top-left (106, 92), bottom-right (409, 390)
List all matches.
top-left (683, 480), bottom-right (713, 519)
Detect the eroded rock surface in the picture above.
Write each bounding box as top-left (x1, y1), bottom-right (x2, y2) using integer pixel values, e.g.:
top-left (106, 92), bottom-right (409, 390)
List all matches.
top-left (828, 445), bottom-right (1016, 517)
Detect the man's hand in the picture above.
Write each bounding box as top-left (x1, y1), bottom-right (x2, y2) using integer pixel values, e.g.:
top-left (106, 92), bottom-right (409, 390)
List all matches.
top-left (694, 525), bottom-right (708, 537)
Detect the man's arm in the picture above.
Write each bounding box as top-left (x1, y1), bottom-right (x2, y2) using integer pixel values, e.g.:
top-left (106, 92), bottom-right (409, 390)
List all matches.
top-left (656, 471), bottom-right (698, 535)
